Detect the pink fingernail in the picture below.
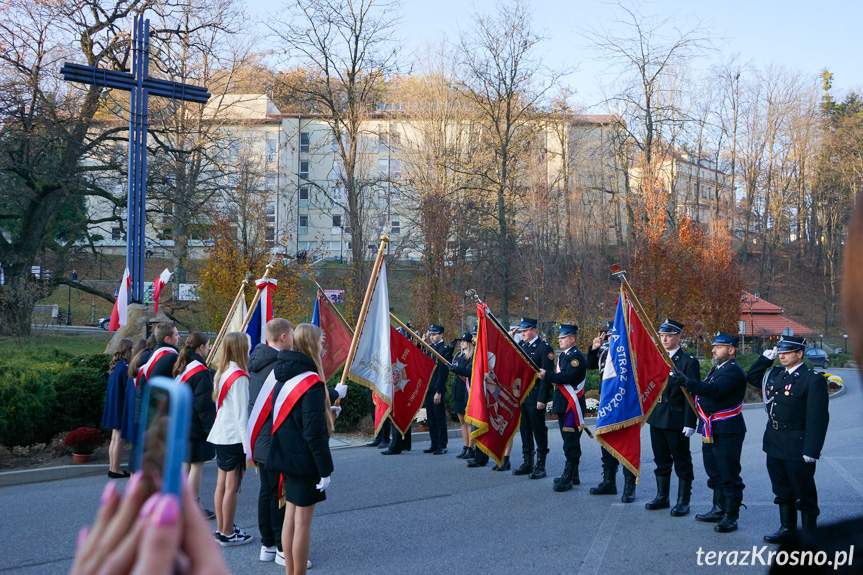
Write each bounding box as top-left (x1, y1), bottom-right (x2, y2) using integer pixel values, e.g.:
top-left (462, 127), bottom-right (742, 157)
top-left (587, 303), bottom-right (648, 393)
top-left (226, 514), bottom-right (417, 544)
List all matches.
top-left (125, 472), bottom-right (141, 495)
top-left (76, 526), bottom-right (89, 548)
top-left (152, 494), bottom-right (179, 527)
top-left (100, 480), bottom-right (116, 506)
top-left (139, 495), bottom-right (159, 519)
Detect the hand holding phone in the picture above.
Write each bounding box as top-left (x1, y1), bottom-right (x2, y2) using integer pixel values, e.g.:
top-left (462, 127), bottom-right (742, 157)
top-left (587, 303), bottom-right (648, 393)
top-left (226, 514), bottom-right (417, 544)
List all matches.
top-left (137, 376), bottom-right (192, 499)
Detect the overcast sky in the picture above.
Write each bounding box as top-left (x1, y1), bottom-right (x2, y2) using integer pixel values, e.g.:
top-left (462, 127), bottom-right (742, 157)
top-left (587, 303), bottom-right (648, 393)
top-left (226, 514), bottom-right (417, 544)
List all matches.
top-left (247, 0), bottom-right (861, 113)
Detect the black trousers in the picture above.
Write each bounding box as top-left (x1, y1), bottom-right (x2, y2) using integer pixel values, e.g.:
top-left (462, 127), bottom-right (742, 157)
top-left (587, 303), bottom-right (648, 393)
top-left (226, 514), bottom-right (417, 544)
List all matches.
top-left (600, 446), bottom-right (635, 478)
top-left (702, 433), bottom-right (745, 501)
top-left (375, 418), bottom-right (391, 443)
top-left (649, 425), bottom-right (694, 481)
top-left (425, 392), bottom-right (448, 448)
top-left (558, 417), bottom-right (582, 462)
top-left (256, 461), bottom-right (285, 550)
top-left (519, 397), bottom-right (548, 455)
top-left (767, 455), bottom-right (819, 517)
top-left (388, 425), bottom-right (412, 452)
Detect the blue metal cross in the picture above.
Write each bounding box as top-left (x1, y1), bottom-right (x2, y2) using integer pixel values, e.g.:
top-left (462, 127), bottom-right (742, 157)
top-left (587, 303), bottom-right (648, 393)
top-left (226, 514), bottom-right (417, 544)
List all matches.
top-left (61, 14), bottom-right (210, 303)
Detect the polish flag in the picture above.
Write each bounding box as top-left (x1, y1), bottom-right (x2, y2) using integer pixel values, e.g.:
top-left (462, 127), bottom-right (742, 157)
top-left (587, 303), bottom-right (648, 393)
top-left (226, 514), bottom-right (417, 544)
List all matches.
top-left (152, 268), bottom-right (172, 313)
top-left (108, 267), bottom-right (131, 331)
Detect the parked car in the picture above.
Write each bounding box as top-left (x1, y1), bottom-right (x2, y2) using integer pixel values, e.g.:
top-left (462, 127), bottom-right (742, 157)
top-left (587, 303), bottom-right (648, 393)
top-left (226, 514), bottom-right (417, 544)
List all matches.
top-left (804, 348), bottom-right (829, 368)
top-left (97, 316), bottom-right (111, 330)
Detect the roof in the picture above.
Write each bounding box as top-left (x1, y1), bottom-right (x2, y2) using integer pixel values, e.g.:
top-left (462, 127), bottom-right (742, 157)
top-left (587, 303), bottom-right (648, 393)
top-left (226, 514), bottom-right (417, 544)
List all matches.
top-left (739, 291), bottom-right (814, 336)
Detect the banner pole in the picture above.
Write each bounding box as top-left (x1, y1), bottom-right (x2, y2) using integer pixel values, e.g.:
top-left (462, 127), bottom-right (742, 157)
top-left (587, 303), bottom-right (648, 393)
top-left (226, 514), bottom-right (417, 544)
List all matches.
top-left (389, 312), bottom-right (450, 364)
top-left (611, 266), bottom-right (697, 416)
top-left (339, 235), bottom-right (390, 387)
top-left (206, 276), bottom-right (249, 365)
top-left (240, 262), bottom-right (275, 333)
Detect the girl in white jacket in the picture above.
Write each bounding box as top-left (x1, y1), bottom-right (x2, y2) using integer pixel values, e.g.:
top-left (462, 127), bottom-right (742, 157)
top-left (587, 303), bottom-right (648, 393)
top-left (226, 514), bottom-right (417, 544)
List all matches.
top-left (208, 332), bottom-right (252, 546)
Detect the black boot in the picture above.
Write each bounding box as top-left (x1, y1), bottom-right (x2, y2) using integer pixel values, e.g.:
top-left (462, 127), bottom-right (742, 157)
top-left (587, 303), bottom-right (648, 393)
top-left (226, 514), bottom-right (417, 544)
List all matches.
top-left (553, 459), bottom-right (576, 492)
top-left (589, 468), bottom-right (618, 495)
top-left (529, 451), bottom-right (547, 479)
top-left (670, 479), bottom-right (692, 517)
top-left (764, 504), bottom-right (797, 544)
top-left (456, 446), bottom-right (470, 459)
top-left (695, 489), bottom-right (725, 523)
top-left (715, 498), bottom-right (742, 533)
top-left (621, 473), bottom-right (637, 503)
top-left (468, 450), bottom-right (488, 467)
top-left (365, 437), bottom-right (382, 447)
top-left (498, 455), bottom-right (511, 471)
top-left (801, 513), bottom-right (817, 531)
top-left (513, 452), bottom-right (534, 476)
top-left (571, 462), bottom-right (580, 485)
top-left (645, 475), bottom-right (671, 510)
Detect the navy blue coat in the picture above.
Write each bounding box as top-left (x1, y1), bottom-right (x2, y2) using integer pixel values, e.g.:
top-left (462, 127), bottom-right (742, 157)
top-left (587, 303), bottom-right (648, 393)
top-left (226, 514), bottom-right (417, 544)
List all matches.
top-left (683, 359), bottom-right (747, 436)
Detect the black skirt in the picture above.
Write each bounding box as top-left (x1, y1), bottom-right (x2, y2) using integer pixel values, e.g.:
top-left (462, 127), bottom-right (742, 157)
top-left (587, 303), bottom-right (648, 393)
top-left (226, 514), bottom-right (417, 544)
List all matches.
top-left (453, 377), bottom-right (469, 415)
top-left (215, 443), bottom-right (245, 472)
top-left (186, 440), bottom-right (215, 463)
top-left (282, 473), bottom-right (326, 507)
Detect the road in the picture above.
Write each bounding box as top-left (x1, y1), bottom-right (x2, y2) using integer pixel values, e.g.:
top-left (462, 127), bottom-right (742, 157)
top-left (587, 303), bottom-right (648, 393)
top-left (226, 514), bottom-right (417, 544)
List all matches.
top-left (2, 368), bottom-right (861, 575)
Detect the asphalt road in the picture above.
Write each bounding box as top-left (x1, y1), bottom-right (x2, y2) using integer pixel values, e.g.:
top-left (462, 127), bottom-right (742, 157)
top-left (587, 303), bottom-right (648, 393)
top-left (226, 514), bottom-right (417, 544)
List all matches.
top-left (2, 368), bottom-right (861, 575)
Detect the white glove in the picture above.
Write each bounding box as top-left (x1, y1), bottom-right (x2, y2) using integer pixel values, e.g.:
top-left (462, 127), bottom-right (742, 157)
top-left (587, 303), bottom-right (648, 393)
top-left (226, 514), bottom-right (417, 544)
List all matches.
top-left (330, 405), bottom-right (342, 418)
top-left (335, 383), bottom-right (348, 399)
top-left (315, 476), bottom-right (331, 491)
top-left (763, 347), bottom-right (779, 360)
top-left (803, 455), bottom-right (816, 463)
top-left (682, 427), bottom-right (695, 438)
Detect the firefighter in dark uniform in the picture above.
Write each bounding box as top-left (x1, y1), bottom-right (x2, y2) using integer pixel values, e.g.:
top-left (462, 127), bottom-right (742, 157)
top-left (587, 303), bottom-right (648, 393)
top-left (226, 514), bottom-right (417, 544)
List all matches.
top-left (677, 331), bottom-right (747, 533)
top-left (588, 322), bottom-right (638, 503)
top-left (511, 318), bottom-right (555, 479)
top-left (538, 323), bottom-right (587, 492)
top-left (645, 319), bottom-right (701, 516)
top-left (423, 324), bottom-right (453, 455)
top-left (746, 335), bottom-right (829, 544)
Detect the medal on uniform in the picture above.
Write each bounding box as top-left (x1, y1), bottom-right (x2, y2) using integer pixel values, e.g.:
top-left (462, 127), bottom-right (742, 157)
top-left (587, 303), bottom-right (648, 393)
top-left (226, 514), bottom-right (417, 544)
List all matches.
top-left (570, 359), bottom-right (579, 367)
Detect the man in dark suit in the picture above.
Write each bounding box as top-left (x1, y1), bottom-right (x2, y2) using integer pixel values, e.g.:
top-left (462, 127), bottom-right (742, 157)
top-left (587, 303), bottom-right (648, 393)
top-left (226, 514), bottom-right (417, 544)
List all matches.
top-left (511, 318), bottom-right (555, 479)
top-left (538, 323), bottom-right (587, 492)
top-left (747, 336), bottom-right (829, 544)
top-left (679, 331), bottom-right (748, 533)
top-left (423, 324), bottom-right (453, 455)
top-left (645, 319), bottom-right (701, 516)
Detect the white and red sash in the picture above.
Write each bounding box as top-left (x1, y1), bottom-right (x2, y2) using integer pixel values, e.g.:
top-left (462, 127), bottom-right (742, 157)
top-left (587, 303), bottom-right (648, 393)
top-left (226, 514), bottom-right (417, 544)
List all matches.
top-left (217, 367), bottom-right (249, 411)
top-left (271, 371), bottom-right (322, 434)
top-left (136, 347), bottom-right (177, 388)
top-left (557, 357), bottom-right (587, 432)
top-left (246, 370), bottom-right (278, 462)
top-left (177, 360), bottom-right (208, 385)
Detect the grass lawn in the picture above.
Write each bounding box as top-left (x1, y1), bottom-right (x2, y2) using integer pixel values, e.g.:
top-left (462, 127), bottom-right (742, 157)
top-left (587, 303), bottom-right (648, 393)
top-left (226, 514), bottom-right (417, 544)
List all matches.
top-left (0, 332), bottom-right (113, 359)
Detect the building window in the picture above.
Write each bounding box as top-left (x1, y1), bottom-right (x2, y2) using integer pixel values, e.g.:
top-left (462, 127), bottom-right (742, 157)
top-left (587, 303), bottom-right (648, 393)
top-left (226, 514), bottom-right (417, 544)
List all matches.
top-left (300, 132), bottom-right (310, 153)
top-left (265, 202), bottom-right (276, 225)
top-left (378, 134), bottom-right (388, 152)
top-left (332, 158), bottom-right (344, 182)
top-left (266, 140), bottom-right (277, 162)
top-left (332, 214), bottom-right (342, 228)
top-left (391, 220), bottom-right (400, 234)
top-left (299, 186), bottom-right (309, 206)
top-left (111, 227), bottom-right (122, 240)
top-left (266, 171), bottom-right (276, 190)
top-left (378, 159), bottom-right (388, 177)
top-left (299, 215), bottom-right (308, 235)
top-left (389, 159), bottom-right (400, 179)
top-left (299, 161), bottom-right (309, 180)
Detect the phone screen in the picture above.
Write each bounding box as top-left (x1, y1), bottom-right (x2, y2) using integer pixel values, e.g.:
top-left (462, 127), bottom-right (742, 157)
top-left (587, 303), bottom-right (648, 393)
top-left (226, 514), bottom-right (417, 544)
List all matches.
top-left (140, 386), bottom-right (170, 496)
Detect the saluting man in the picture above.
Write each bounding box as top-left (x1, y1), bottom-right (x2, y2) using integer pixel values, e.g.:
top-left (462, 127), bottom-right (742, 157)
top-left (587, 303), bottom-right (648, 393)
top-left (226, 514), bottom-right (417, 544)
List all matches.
top-left (538, 323), bottom-right (587, 492)
top-left (679, 331), bottom-right (748, 533)
top-left (746, 336), bottom-right (829, 544)
top-left (512, 318), bottom-right (555, 480)
top-left (645, 319), bottom-right (701, 516)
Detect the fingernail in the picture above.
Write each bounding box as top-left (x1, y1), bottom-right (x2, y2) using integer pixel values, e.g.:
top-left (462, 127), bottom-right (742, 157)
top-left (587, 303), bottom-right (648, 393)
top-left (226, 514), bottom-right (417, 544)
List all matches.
top-left (76, 526), bottom-right (89, 548)
top-left (125, 472), bottom-right (141, 495)
top-left (100, 480), bottom-right (117, 506)
top-left (139, 495), bottom-right (159, 519)
top-left (152, 494), bottom-right (180, 527)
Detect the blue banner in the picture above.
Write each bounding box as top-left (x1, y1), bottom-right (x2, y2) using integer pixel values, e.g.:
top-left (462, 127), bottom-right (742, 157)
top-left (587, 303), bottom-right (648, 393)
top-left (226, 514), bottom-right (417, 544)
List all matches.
top-left (311, 293), bottom-right (320, 327)
top-left (244, 298), bottom-right (262, 354)
top-left (595, 296), bottom-right (642, 430)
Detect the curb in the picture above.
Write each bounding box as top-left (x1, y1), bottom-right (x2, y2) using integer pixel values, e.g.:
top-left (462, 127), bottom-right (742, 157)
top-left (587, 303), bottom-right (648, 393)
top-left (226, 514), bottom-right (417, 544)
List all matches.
top-left (0, 464), bottom-right (109, 487)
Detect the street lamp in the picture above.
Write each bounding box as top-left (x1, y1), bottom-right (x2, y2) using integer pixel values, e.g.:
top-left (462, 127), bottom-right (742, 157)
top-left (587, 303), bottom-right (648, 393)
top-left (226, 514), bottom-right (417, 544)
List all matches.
top-left (844, 333), bottom-right (848, 354)
top-left (66, 270), bottom-right (77, 326)
top-left (820, 334), bottom-right (824, 350)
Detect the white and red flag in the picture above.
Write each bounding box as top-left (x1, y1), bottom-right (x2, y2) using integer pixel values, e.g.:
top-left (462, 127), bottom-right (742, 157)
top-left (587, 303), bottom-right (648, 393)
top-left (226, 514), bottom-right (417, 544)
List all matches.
top-left (245, 278), bottom-right (277, 351)
top-left (152, 268), bottom-right (172, 313)
top-left (108, 267), bottom-right (131, 331)
top-left (312, 289), bottom-right (353, 379)
top-left (384, 325), bottom-right (436, 436)
top-left (466, 302), bottom-right (538, 466)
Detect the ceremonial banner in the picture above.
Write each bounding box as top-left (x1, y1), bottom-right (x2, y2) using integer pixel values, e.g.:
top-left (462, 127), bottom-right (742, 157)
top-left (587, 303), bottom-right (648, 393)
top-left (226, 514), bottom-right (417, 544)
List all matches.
top-left (245, 278), bottom-right (277, 352)
top-left (312, 289), bottom-right (353, 379)
top-left (152, 268), bottom-right (172, 314)
top-left (387, 325), bottom-right (436, 436)
top-left (594, 285), bottom-right (672, 476)
top-left (226, 298), bottom-right (247, 334)
top-left (466, 303), bottom-right (537, 466)
top-left (108, 267), bottom-right (131, 331)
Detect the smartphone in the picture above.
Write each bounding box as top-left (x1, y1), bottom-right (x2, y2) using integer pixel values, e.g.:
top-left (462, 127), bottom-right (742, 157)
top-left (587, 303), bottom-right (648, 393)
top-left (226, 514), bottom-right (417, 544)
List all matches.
top-left (136, 376), bottom-right (192, 499)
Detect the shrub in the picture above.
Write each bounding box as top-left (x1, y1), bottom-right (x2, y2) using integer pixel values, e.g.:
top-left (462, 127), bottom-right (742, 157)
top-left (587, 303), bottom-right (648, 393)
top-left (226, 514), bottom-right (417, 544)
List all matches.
top-left (325, 373), bottom-right (370, 432)
top-left (64, 427), bottom-right (105, 454)
top-left (53, 366), bottom-right (108, 433)
top-left (0, 361), bottom-right (60, 447)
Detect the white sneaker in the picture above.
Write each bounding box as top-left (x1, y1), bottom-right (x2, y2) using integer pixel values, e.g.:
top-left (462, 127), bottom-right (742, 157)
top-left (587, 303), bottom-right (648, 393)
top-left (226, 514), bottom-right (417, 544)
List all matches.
top-left (217, 531), bottom-right (253, 547)
top-left (274, 551), bottom-right (311, 569)
top-left (260, 545), bottom-right (276, 562)
top-left (308, 559), bottom-right (313, 569)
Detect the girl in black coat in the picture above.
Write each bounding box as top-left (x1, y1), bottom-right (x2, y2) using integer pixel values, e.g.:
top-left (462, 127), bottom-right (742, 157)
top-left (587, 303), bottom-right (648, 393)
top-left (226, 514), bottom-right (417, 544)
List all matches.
top-left (450, 333), bottom-right (475, 459)
top-left (269, 323), bottom-right (333, 575)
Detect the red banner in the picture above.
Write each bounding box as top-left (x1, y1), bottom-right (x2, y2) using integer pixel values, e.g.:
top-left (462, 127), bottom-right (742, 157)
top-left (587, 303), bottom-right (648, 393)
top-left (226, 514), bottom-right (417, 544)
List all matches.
top-left (466, 303), bottom-right (537, 466)
top-left (387, 326), bottom-right (436, 436)
top-left (628, 289), bottom-right (673, 423)
top-left (318, 290), bottom-right (353, 380)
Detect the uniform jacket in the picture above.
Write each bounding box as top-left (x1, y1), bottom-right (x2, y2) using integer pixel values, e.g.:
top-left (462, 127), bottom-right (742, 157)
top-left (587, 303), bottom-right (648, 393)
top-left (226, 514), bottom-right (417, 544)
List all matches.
top-left (268, 350), bottom-right (334, 479)
top-left (248, 344), bottom-right (279, 464)
top-left (683, 359), bottom-right (747, 436)
top-left (544, 347), bottom-right (588, 416)
top-left (647, 349), bottom-right (700, 430)
top-left (183, 352), bottom-right (216, 442)
top-left (746, 355), bottom-right (829, 460)
top-left (450, 352), bottom-right (472, 403)
top-left (586, 344), bottom-right (609, 372)
top-left (520, 337), bottom-right (555, 403)
top-left (427, 340), bottom-right (453, 396)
